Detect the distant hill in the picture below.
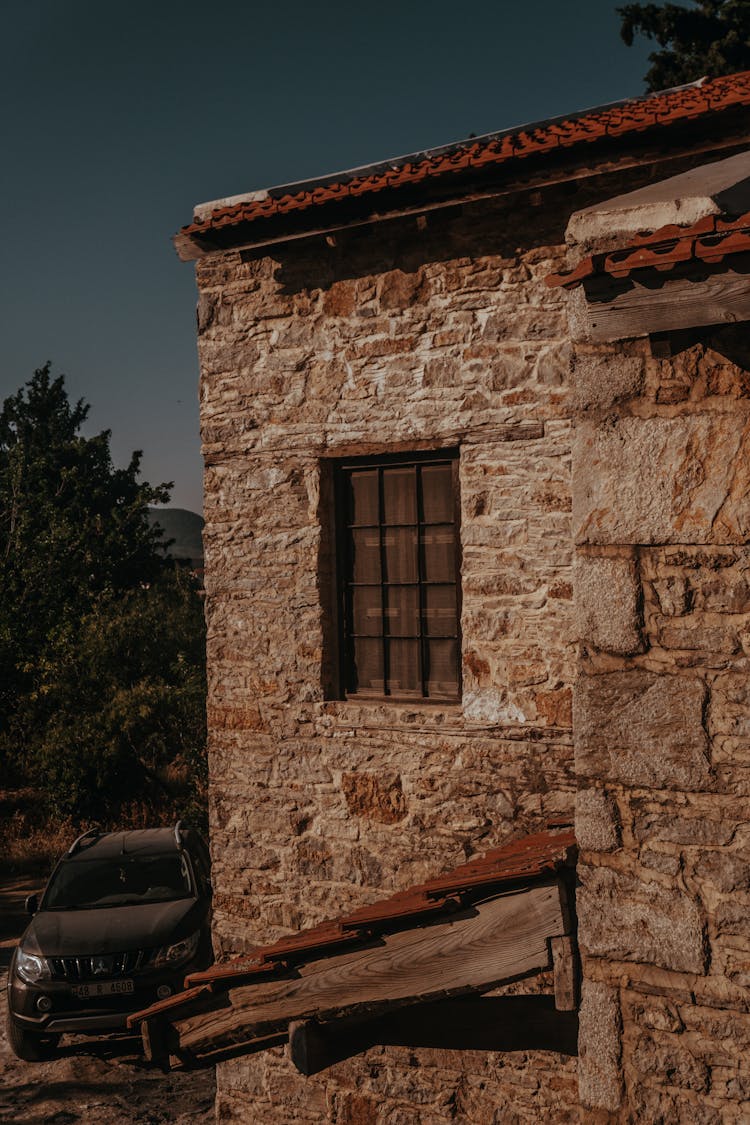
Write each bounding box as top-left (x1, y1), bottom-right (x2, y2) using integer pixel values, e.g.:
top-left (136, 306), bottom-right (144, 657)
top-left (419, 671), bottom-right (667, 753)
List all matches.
top-left (148, 507), bottom-right (204, 564)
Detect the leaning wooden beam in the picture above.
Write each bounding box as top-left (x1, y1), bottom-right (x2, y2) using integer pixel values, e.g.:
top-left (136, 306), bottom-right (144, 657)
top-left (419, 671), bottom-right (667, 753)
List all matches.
top-left (167, 882), bottom-right (566, 1067)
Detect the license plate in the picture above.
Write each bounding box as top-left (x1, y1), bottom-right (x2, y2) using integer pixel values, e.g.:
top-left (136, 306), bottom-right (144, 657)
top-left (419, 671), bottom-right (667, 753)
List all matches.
top-left (72, 980), bottom-right (135, 998)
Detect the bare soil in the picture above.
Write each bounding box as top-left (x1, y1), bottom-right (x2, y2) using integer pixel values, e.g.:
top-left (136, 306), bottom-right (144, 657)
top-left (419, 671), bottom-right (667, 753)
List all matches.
top-left (0, 877), bottom-right (215, 1124)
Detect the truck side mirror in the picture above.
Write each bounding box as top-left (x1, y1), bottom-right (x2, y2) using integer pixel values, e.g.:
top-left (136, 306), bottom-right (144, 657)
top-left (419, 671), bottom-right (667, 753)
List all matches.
top-left (25, 894), bottom-right (39, 915)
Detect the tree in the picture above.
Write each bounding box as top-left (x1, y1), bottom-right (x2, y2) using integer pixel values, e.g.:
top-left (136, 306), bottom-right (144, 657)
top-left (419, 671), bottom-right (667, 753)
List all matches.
top-left (28, 568), bottom-right (207, 821)
top-left (618, 1), bottom-right (750, 91)
top-left (0, 365), bottom-right (206, 822)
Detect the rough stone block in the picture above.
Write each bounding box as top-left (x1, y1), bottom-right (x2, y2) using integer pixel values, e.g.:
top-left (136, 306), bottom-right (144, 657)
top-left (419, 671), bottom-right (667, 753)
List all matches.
top-left (659, 620), bottom-right (738, 655)
top-left (631, 1032), bottom-right (710, 1093)
top-left (576, 788), bottom-right (620, 852)
top-left (577, 864), bottom-right (706, 973)
top-left (574, 416), bottom-right (750, 545)
top-left (652, 577), bottom-right (691, 617)
top-left (578, 980), bottom-right (622, 1111)
top-left (575, 671), bottom-right (710, 790)
top-left (639, 846), bottom-right (681, 876)
top-left (693, 848), bottom-right (750, 894)
top-left (575, 553), bottom-right (643, 654)
top-left (534, 686), bottom-right (573, 728)
top-left (631, 796), bottom-right (740, 847)
top-left (709, 672), bottom-right (750, 753)
top-left (341, 773), bottom-right (408, 824)
top-left (574, 354), bottom-right (643, 412)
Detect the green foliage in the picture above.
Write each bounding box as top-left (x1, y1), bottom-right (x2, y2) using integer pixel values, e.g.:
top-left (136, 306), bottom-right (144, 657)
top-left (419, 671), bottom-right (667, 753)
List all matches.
top-left (618, 1), bottom-right (750, 90)
top-left (0, 365), bottom-right (206, 824)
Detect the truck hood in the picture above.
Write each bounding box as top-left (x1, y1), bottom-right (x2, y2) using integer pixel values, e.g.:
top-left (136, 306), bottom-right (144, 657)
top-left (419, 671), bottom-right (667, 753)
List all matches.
top-left (23, 898), bottom-right (202, 956)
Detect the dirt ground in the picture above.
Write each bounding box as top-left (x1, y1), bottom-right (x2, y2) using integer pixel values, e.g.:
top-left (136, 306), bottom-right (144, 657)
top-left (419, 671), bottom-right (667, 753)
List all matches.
top-left (0, 877), bottom-right (216, 1124)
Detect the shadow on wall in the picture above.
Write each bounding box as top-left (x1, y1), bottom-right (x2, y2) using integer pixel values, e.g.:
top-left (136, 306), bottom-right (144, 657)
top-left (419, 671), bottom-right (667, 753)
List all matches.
top-left (199, 995), bottom-right (578, 1073)
top-left (238, 157), bottom-right (734, 298)
top-left (651, 323), bottom-right (750, 371)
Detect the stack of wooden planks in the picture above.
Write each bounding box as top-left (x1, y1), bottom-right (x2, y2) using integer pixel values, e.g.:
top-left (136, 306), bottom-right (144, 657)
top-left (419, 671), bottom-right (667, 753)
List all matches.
top-left (128, 826), bottom-right (577, 1072)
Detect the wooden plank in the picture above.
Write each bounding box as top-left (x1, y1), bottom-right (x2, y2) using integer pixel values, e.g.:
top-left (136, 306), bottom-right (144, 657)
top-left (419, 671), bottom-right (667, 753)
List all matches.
top-left (185, 1030), bottom-right (288, 1068)
top-left (551, 936), bottom-right (578, 1011)
top-left (140, 1019), bottom-right (161, 1065)
top-left (582, 264), bottom-right (750, 341)
top-left (173, 883), bottom-right (564, 1060)
top-left (127, 982), bottom-right (223, 1031)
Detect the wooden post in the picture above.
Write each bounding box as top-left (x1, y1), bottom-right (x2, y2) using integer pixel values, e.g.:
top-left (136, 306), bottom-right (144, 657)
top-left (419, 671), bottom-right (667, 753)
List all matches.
top-left (551, 936), bottom-right (578, 1011)
top-left (289, 1020), bottom-right (321, 1076)
top-left (141, 1017), bottom-right (170, 1070)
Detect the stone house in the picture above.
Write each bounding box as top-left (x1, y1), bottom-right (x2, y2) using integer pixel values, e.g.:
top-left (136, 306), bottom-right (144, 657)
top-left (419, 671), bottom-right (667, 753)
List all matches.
top-left (169, 73), bottom-right (750, 1120)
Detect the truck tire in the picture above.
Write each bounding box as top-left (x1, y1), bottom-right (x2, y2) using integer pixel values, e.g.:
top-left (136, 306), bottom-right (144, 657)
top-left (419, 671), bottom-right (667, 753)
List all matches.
top-left (6, 1012), bottom-right (60, 1062)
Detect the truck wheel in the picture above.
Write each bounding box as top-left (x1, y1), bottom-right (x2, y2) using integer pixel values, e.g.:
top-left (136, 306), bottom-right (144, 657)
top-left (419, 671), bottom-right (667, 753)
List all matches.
top-left (6, 1012), bottom-right (60, 1062)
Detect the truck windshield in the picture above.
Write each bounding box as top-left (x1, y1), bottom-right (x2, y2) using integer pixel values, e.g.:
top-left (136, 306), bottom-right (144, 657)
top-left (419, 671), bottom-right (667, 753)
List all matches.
top-left (44, 854), bottom-right (193, 910)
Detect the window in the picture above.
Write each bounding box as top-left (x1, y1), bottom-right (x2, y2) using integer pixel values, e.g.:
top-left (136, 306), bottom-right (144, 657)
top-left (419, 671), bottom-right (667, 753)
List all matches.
top-left (335, 451), bottom-right (460, 700)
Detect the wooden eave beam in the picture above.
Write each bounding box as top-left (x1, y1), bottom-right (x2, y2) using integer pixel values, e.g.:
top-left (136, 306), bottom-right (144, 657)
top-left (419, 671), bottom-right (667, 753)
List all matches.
top-left (577, 254), bottom-right (750, 341)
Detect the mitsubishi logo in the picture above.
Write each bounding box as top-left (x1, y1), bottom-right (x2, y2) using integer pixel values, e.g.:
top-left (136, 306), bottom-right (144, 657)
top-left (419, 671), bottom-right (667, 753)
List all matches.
top-left (92, 957), bottom-right (110, 976)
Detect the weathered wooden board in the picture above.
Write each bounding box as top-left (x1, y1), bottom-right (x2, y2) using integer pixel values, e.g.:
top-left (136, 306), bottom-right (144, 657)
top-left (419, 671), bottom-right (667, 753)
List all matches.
top-left (582, 265), bottom-right (750, 342)
top-left (173, 882), bottom-right (565, 1059)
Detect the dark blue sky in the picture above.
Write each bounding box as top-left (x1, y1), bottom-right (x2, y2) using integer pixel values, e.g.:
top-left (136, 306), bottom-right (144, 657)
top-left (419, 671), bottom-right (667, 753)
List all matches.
top-left (1, 1), bottom-right (656, 512)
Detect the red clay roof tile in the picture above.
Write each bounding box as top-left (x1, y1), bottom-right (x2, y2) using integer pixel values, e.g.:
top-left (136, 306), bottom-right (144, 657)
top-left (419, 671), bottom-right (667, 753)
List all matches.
top-left (180, 72), bottom-right (750, 249)
top-left (546, 208), bottom-right (750, 289)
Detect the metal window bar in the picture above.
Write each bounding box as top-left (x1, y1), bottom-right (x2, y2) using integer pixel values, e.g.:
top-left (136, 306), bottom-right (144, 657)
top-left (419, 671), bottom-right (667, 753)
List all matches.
top-left (416, 464), bottom-right (427, 697)
top-left (377, 466), bottom-right (389, 693)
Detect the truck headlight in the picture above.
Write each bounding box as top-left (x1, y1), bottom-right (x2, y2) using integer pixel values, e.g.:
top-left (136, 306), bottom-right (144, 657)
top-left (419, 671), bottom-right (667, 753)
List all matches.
top-left (16, 947), bottom-right (51, 984)
top-left (152, 930), bottom-right (200, 969)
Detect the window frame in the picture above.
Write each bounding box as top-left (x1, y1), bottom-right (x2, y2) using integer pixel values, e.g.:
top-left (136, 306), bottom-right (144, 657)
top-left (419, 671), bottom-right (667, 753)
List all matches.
top-left (333, 449), bottom-right (462, 703)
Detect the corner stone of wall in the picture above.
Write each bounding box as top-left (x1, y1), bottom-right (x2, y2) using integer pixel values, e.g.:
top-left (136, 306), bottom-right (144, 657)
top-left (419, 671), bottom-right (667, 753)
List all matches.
top-left (575, 670), bottom-right (710, 791)
top-left (578, 980), bottom-right (622, 1112)
top-left (574, 553), bottom-right (643, 655)
top-left (571, 324), bottom-right (750, 1121)
top-left (577, 864), bottom-right (706, 974)
top-left (573, 413), bottom-right (750, 547)
top-left (573, 353), bottom-right (644, 413)
top-left (576, 788), bottom-right (620, 852)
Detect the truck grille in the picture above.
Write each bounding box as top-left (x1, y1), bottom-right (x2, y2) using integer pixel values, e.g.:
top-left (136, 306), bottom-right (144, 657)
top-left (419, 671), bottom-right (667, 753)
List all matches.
top-left (49, 949), bottom-right (155, 981)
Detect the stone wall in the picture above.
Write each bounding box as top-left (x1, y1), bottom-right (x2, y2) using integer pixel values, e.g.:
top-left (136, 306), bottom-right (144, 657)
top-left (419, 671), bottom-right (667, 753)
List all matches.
top-left (196, 190), bottom-right (581, 1121)
top-left (573, 329), bottom-right (750, 1122)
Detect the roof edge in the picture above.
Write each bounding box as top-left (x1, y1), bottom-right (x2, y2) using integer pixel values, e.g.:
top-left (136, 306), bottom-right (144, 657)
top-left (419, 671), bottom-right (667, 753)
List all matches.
top-left (191, 77), bottom-right (711, 223)
top-left (177, 70), bottom-right (750, 261)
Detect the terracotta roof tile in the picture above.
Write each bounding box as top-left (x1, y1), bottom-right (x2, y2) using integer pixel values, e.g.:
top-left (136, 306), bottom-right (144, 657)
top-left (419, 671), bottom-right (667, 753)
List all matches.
top-left (180, 72), bottom-right (750, 249)
top-left (546, 208), bottom-right (750, 290)
top-left (126, 824), bottom-right (575, 1029)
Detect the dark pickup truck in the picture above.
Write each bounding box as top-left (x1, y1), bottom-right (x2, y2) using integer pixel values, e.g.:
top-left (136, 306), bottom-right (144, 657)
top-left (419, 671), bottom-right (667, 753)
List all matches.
top-left (7, 823), bottom-right (213, 1061)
